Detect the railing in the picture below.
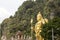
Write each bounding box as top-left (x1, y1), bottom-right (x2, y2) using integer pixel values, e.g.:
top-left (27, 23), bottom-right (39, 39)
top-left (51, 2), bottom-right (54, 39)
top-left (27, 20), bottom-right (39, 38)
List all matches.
top-left (1, 35), bottom-right (32, 40)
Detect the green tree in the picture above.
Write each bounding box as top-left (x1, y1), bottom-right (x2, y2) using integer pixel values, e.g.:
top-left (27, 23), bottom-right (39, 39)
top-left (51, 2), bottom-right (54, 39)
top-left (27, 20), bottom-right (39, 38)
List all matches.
top-left (41, 17), bottom-right (60, 40)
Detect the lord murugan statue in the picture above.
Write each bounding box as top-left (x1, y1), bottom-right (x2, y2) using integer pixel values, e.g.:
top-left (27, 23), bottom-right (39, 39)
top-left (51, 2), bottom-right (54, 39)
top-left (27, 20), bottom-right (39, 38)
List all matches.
top-left (34, 12), bottom-right (48, 40)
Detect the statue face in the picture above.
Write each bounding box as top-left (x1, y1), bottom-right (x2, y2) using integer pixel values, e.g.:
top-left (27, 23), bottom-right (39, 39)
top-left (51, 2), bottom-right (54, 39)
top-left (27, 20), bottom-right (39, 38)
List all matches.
top-left (37, 13), bottom-right (43, 21)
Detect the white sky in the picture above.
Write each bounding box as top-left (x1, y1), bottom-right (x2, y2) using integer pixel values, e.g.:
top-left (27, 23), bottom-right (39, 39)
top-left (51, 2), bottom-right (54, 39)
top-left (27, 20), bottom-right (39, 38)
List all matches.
top-left (0, 0), bottom-right (26, 23)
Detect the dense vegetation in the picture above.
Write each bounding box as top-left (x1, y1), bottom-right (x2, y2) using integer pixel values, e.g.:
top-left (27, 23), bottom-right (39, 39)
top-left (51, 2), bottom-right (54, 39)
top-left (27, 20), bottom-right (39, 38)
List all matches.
top-left (41, 17), bottom-right (60, 40)
top-left (0, 0), bottom-right (60, 40)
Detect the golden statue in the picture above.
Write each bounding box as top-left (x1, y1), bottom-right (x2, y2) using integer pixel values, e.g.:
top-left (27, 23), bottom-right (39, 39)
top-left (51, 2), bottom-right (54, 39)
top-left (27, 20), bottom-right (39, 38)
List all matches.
top-left (34, 12), bottom-right (48, 40)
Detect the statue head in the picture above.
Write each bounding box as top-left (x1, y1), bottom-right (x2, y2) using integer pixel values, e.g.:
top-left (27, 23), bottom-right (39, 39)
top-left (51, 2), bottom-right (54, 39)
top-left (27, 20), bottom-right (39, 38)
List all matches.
top-left (37, 12), bottom-right (43, 21)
